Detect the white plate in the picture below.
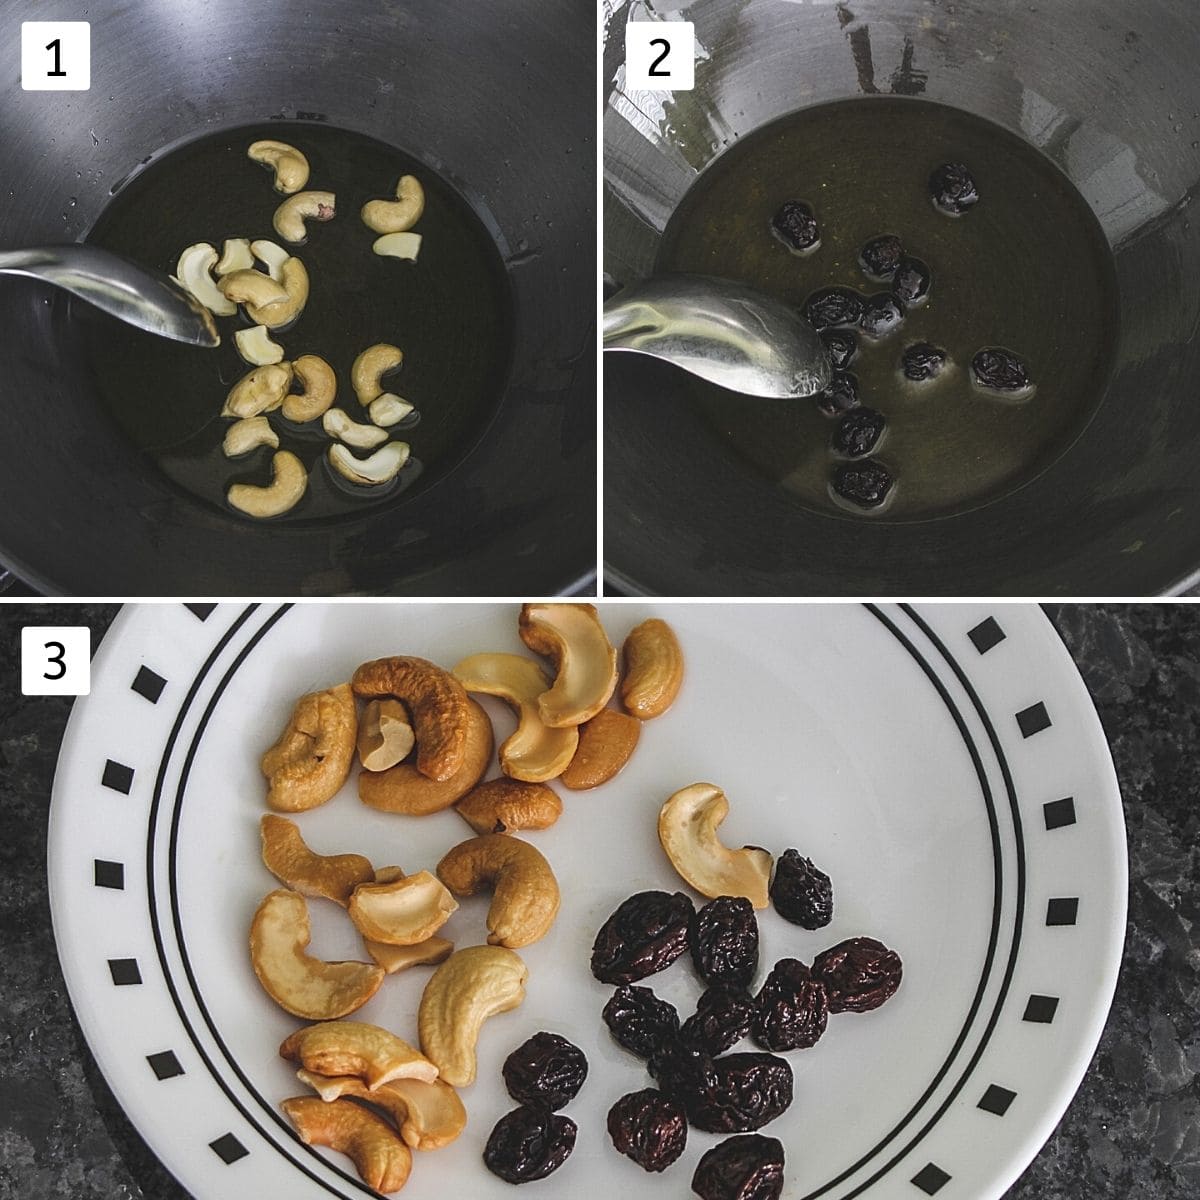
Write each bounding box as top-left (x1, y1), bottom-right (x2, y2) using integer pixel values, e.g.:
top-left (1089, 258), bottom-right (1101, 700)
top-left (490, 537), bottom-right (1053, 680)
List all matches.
top-left (49, 602), bottom-right (1126, 1200)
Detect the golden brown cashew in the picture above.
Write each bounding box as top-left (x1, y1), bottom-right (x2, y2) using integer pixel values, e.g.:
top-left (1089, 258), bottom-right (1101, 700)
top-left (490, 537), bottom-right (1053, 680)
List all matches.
top-left (223, 362), bottom-right (294, 419)
top-left (260, 814), bottom-right (373, 906)
top-left (436, 834), bottom-right (560, 948)
top-left (248, 139), bottom-right (310, 194)
top-left (519, 603), bottom-right (619, 727)
top-left (222, 415), bottom-right (278, 458)
top-left (347, 870), bottom-right (458, 946)
top-left (358, 699), bottom-right (415, 771)
top-left (281, 1097), bottom-right (411, 1193)
top-left (361, 174), bottom-right (426, 234)
top-left (352, 343), bottom-right (404, 405)
top-left (351, 657), bottom-right (471, 782)
top-left (227, 450), bottom-right (308, 519)
top-left (279, 1020), bottom-right (438, 1088)
top-left (283, 354), bottom-right (336, 423)
top-left (261, 683), bottom-right (357, 811)
top-left (274, 190), bottom-right (336, 243)
top-left (621, 618), bottom-right (684, 719)
top-left (363, 935), bottom-right (454, 975)
top-left (455, 778), bottom-right (562, 835)
top-left (560, 708), bottom-right (641, 790)
top-left (219, 268), bottom-right (289, 309)
top-left (247, 257), bottom-right (309, 329)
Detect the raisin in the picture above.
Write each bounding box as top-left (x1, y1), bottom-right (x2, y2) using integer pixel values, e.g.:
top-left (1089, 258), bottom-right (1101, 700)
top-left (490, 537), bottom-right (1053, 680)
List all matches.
top-left (770, 849), bottom-right (834, 928)
top-left (591, 890), bottom-right (694, 984)
top-left (689, 896), bottom-right (759, 988)
top-left (603, 985), bottom-right (680, 1059)
top-left (607, 1088), bottom-right (688, 1173)
top-left (812, 936), bottom-right (903, 1013)
top-left (930, 161), bottom-right (979, 214)
top-left (681, 985), bottom-right (756, 1056)
top-left (892, 257), bottom-right (930, 305)
top-left (502, 1032), bottom-right (588, 1110)
top-left (832, 407), bottom-right (886, 458)
top-left (859, 234), bottom-right (904, 280)
top-left (972, 347), bottom-right (1032, 392)
top-left (685, 1052), bottom-right (794, 1134)
top-left (803, 287), bottom-right (865, 330)
top-left (902, 342), bottom-right (947, 382)
top-left (752, 958), bottom-right (829, 1051)
top-left (692, 1134), bottom-right (786, 1200)
top-left (833, 460), bottom-right (894, 509)
top-left (483, 1105), bottom-right (577, 1183)
top-left (814, 370), bottom-right (861, 419)
top-left (649, 1039), bottom-right (717, 1100)
top-left (770, 200), bottom-right (820, 252)
top-left (858, 292), bottom-right (905, 339)
top-left (819, 328), bottom-right (858, 371)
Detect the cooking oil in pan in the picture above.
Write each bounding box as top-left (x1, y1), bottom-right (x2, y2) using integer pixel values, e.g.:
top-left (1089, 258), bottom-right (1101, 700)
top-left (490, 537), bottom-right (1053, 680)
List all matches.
top-left (82, 122), bottom-right (512, 522)
top-left (656, 98), bottom-right (1119, 520)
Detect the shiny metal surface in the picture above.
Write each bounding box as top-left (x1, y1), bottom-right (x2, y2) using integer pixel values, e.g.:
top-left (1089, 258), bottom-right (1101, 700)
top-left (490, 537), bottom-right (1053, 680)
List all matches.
top-left (603, 273), bottom-right (831, 398)
top-left (0, 245), bottom-right (218, 346)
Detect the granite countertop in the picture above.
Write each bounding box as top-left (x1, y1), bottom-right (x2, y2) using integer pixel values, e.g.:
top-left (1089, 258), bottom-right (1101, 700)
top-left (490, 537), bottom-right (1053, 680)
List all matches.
top-left (1, 603), bottom-right (1196, 1198)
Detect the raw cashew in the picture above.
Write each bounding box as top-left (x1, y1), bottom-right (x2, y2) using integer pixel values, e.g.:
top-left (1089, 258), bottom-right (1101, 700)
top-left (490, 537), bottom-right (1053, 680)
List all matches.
top-left (436, 833), bottom-right (560, 948)
top-left (251, 238), bottom-right (290, 282)
top-left (361, 174), bottom-right (426, 234)
top-left (358, 698), bottom-right (415, 771)
top-left (364, 936), bottom-right (454, 975)
top-left (227, 450), bottom-right (308, 518)
top-left (281, 1096), bottom-right (411, 1193)
top-left (261, 682), bottom-right (357, 810)
top-left (175, 243), bottom-right (236, 316)
top-left (260, 813), bottom-right (374, 906)
top-left (223, 362), bottom-right (293, 418)
top-left (222, 415), bottom-right (278, 458)
top-left (219, 268), bottom-right (289, 309)
top-left (519, 602), bottom-right (619, 727)
top-left (283, 354), bottom-right (336, 423)
top-left (369, 394), bottom-right (414, 427)
top-left (347, 870), bottom-right (458, 946)
top-left (279, 1020), bottom-right (438, 1088)
top-left (352, 343), bottom-right (403, 405)
top-left (248, 139), bottom-right (311, 194)
top-left (323, 408), bottom-right (389, 450)
top-left (247, 257), bottom-right (309, 329)
top-left (274, 190), bottom-right (336, 243)
top-left (373, 232), bottom-right (422, 261)
top-left (234, 324), bottom-right (284, 366)
top-left (418, 945), bottom-right (528, 1086)
top-left (215, 237), bottom-right (254, 276)
top-left (455, 778), bottom-right (562, 836)
top-left (621, 618), bottom-right (684, 718)
top-left (329, 442), bottom-right (410, 485)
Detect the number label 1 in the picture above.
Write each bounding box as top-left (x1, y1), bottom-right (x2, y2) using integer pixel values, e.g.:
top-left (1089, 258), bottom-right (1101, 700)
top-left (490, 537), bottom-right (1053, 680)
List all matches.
top-left (21, 21), bottom-right (91, 91)
top-left (625, 21), bottom-right (695, 91)
top-left (21, 626), bottom-right (92, 696)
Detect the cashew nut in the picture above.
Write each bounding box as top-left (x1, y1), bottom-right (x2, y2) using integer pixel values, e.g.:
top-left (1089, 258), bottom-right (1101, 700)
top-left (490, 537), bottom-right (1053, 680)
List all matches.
top-left (251, 238), bottom-right (290, 281)
top-left (227, 449), bottom-right (308, 519)
top-left (455, 778), bottom-right (562, 836)
top-left (261, 682), bottom-right (357, 810)
top-left (362, 174), bottom-right (426, 234)
top-left (175, 243), bottom-right (237, 316)
top-left (358, 698), bottom-right (415, 771)
top-left (323, 407), bottom-right (389, 450)
top-left (274, 190), bottom-right (336, 243)
top-left (250, 890), bottom-right (384, 1019)
top-left (223, 362), bottom-right (294, 418)
top-left (621, 618), bottom-right (684, 719)
top-left (219, 267), bottom-right (289, 310)
top-left (248, 139), bottom-right (311, 194)
top-left (260, 813), bottom-right (373, 906)
top-left (519, 603), bottom-right (619, 727)
top-left (374, 865), bottom-right (407, 885)
top-left (369, 394), bottom-right (414, 427)
top-left (283, 354), bottom-right (336, 423)
top-left (418, 945), bottom-right (528, 1086)
top-left (247, 257), bottom-right (309, 329)
top-left (363, 935), bottom-right (454, 975)
top-left (359, 697), bottom-right (493, 816)
top-left (215, 237), bottom-right (254, 276)
top-left (329, 442), bottom-right (410, 486)
top-left (279, 1020), bottom-right (438, 1088)
top-left (436, 834), bottom-right (560, 948)
top-left (658, 783), bottom-right (773, 909)
top-left (347, 870), bottom-right (458, 946)
top-left (222, 415), bottom-right (278, 458)
top-left (352, 343), bottom-right (404, 405)
top-left (560, 708), bottom-right (641, 790)
top-left (281, 1096), bottom-right (412, 1193)
top-left (373, 232), bottom-right (422, 261)
top-left (234, 324), bottom-right (284, 366)
top-left (452, 653), bottom-right (579, 782)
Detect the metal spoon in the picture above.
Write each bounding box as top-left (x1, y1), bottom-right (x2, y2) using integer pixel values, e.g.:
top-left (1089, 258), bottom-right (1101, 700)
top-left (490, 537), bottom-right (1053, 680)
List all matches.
top-left (602, 273), bottom-right (831, 399)
top-left (0, 244), bottom-right (219, 347)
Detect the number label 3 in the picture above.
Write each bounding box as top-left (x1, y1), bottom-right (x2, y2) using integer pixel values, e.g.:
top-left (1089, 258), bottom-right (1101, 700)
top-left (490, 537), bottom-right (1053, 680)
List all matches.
top-left (21, 22), bottom-right (91, 91)
top-left (626, 21), bottom-right (695, 91)
top-left (21, 627), bottom-right (91, 696)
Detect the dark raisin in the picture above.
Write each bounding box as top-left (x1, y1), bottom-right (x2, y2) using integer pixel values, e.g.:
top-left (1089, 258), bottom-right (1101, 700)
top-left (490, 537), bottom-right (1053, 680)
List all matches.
top-left (812, 936), bottom-right (903, 1013)
top-left (685, 1052), bottom-right (794, 1133)
top-left (770, 200), bottom-right (820, 253)
top-left (483, 1104), bottom-right (577, 1183)
top-left (603, 985), bottom-right (680, 1059)
top-left (692, 1134), bottom-right (786, 1200)
top-left (502, 1032), bottom-right (588, 1110)
top-left (752, 958), bottom-right (829, 1051)
top-left (901, 342), bottom-right (947, 382)
top-left (802, 287), bottom-right (865, 330)
top-left (607, 1088), bottom-right (688, 1173)
top-left (770, 849), bottom-right (834, 928)
top-left (892, 256), bottom-right (930, 305)
top-left (858, 292), bottom-right (905, 339)
top-left (930, 161), bottom-right (979, 214)
top-left (859, 234), bottom-right (904, 279)
top-left (819, 328), bottom-right (858, 371)
top-left (833, 460), bottom-right (894, 509)
top-left (832, 407), bottom-right (886, 458)
top-left (689, 896), bottom-right (759, 988)
top-left (681, 985), bottom-right (756, 1056)
top-left (591, 890), bottom-right (694, 984)
top-left (972, 347), bottom-right (1032, 392)
top-left (814, 370), bottom-right (860, 418)
top-left (649, 1038), bottom-right (718, 1101)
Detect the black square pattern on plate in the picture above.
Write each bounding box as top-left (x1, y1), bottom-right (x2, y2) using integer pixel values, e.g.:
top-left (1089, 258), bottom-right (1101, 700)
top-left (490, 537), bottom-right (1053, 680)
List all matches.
top-left (209, 1133), bottom-right (249, 1164)
top-left (978, 1084), bottom-right (1017, 1115)
top-left (94, 859), bottom-right (124, 889)
top-left (1023, 994), bottom-right (1059, 1024)
top-left (911, 1163), bottom-right (952, 1194)
top-left (146, 1050), bottom-right (184, 1080)
top-left (185, 603), bottom-right (216, 621)
top-left (1016, 702), bottom-right (1052, 738)
top-left (107, 958), bottom-right (142, 986)
top-left (1043, 797), bottom-right (1077, 830)
top-left (968, 617), bottom-right (1006, 654)
top-left (131, 666), bottom-right (166, 703)
top-left (1046, 897), bottom-right (1079, 926)
top-left (101, 760), bottom-right (134, 794)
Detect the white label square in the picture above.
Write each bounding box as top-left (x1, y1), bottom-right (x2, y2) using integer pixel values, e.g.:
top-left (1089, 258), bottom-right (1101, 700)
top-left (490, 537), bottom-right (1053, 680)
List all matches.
top-left (22, 21), bottom-right (90, 91)
top-left (626, 21), bottom-right (694, 91)
top-left (21, 626), bottom-right (91, 696)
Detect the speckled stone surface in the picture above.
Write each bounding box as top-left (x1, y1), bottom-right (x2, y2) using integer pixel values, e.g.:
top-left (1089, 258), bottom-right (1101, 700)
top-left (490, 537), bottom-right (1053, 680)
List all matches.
top-left (0, 603), bottom-right (1196, 1199)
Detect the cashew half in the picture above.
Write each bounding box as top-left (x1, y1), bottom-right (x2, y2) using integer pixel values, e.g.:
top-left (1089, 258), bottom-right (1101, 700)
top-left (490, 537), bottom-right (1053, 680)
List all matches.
top-left (519, 603), bottom-right (618, 727)
top-left (362, 174), bottom-right (426, 234)
top-left (283, 353), bottom-right (336, 423)
top-left (222, 415), bottom-right (278, 458)
top-left (251, 238), bottom-right (290, 282)
top-left (274, 190), bottom-right (336, 243)
top-left (247, 257), bottom-right (309, 329)
top-left (175, 243), bottom-right (237, 316)
top-left (227, 449), bottom-right (308, 518)
top-left (658, 783), bottom-right (773, 909)
top-left (369, 394), bottom-right (414, 427)
top-left (248, 139), bottom-right (311, 194)
top-left (260, 814), bottom-right (373, 906)
top-left (452, 653), bottom-right (579, 782)
top-left (436, 834), bottom-right (560, 948)
top-left (219, 267), bottom-right (289, 310)
top-left (358, 698), bottom-right (415, 771)
top-left (223, 362), bottom-right (294, 418)
top-left (323, 407), bottom-right (390, 450)
top-left (281, 1097), bottom-right (412, 1193)
top-left (455, 778), bottom-right (562, 836)
top-left (418, 945), bottom-right (528, 1086)
top-left (364, 936), bottom-right (454, 975)
top-left (215, 237), bottom-right (254, 276)
top-left (261, 682), bottom-right (357, 811)
top-left (621, 618), bottom-right (684, 719)
top-left (373, 232), bottom-right (422, 261)
top-left (347, 870), bottom-right (459, 946)
top-left (234, 324), bottom-right (284, 366)
top-left (280, 1020), bottom-right (438, 1088)
top-left (560, 708), bottom-right (641, 790)
top-left (329, 442), bottom-right (410, 486)
top-left (352, 343), bottom-right (403, 405)
top-left (250, 890), bottom-right (384, 1019)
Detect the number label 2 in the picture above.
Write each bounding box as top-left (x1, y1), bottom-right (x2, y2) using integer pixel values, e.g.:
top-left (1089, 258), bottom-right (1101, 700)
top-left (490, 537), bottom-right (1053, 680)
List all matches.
top-left (625, 22), bottom-right (695, 91)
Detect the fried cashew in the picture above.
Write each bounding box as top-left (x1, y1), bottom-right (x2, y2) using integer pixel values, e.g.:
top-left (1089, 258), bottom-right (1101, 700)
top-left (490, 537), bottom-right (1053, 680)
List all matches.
top-left (260, 814), bottom-right (373, 906)
top-left (347, 870), bottom-right (458, 946)
top-left (560, 708), bottom-right (641, 790)
top-left (369, 394), bottom-right (414, 427)
top-left (281, 1097), bottom-right (411, 1193)
top-left (280, 1020), bottom-right (438, 1088)
top-left (283, 353), bottom-right (336, 423)
top-left (364, 935), bottom-right (454, 975)
top-left (234, 324), bottom-right (284, 366)
top-left (227, 449), bottom-right (308, 519)
top-left (455, 778), bottom-right (562, 835)
top-left (362, 175), bottom-right (426, 234)
top-left (175, 243), bottom-right (237, 316)
top-left (247, 256), bottom-right (309, 329)
top-left (251, 238), bottom-right (290, 281)
top-left (215, 237), bottom-right (254, 276)
top-left (358, 699), bottom-right (415, 771)
top-left (621, 618), bottom-right (684, 719)
top-left (261, 682), bottom-right (357, 811)
top-left (323, 407), bottom-right (389, 450)
top-left (248, 139), bottom-right (310, 194)
top-left (373, 232), bottom-right (422, 261)
top-left (219, 267), bottom-right (289, 309)
top-left (223, 362), bottom-right (293, 419)
top-left (519, 603), bottom-right (619, 727)
top-left (222, 415), bottom-right (278, 458)
top-left (329, 442), bottom-right (410, 486)
top-left (274, 190), bottom-right (336, 243)
top-left (352, 343), bottom-right (404, 405)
